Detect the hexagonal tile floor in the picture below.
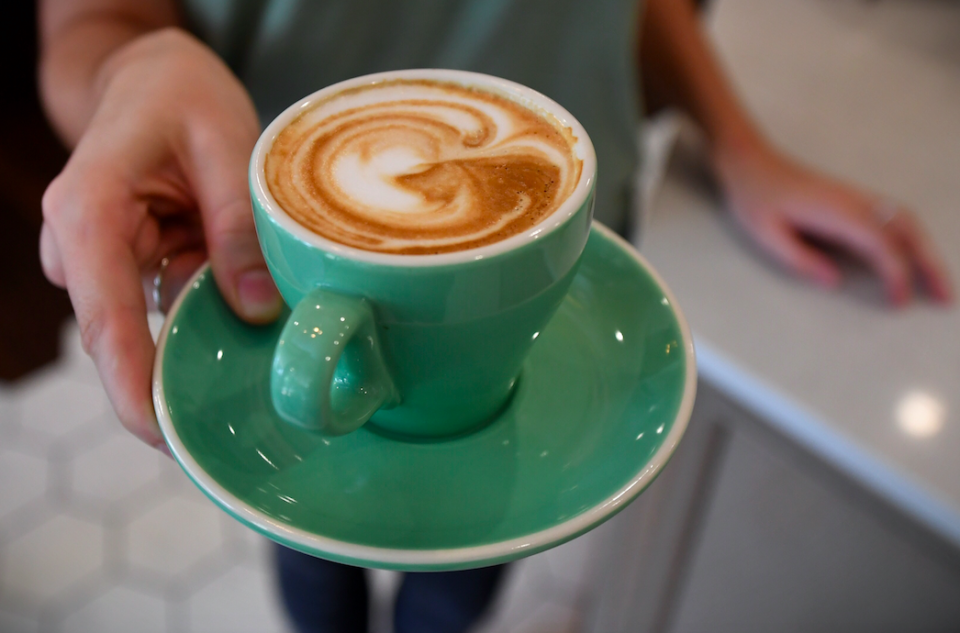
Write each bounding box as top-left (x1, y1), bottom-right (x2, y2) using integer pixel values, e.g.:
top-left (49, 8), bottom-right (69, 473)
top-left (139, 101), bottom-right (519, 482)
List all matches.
top-left (0, 318), bottom-right (597, 633)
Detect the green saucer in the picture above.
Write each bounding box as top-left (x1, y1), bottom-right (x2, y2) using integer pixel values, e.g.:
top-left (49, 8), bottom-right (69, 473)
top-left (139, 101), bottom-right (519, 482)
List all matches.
top-left (153, 224), bottom-right (696, 571)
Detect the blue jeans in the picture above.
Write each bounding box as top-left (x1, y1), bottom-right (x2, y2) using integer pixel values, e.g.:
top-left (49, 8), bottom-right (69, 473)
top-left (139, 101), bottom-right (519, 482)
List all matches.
top-left (275, 545), bottom-right (507, 633)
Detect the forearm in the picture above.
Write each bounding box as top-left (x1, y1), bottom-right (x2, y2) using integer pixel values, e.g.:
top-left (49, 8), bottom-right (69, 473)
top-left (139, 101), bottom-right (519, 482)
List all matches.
top-left (38, 0), bottom-right (179, 147)
top-left (639, 0), bottom-right (768, 165)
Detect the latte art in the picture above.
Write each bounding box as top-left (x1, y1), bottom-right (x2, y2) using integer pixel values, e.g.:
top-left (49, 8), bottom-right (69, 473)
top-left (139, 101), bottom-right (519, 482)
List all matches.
top-left (265, 80), bottom-right (582, 254)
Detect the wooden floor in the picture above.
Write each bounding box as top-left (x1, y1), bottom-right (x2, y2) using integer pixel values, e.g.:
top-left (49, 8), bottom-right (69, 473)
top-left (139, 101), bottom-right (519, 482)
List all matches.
top-left (0, 2), bottom-right (73, 383)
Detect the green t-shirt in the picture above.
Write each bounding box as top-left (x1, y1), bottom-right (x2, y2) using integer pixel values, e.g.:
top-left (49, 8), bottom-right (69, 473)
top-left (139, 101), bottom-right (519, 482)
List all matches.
top-left (183, 0), bottom-right (643, 233)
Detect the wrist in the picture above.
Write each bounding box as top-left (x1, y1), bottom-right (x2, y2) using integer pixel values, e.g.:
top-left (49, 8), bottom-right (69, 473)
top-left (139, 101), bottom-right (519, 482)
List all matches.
top-left (94, 28), bottom-right (195, 100)
top-left (709, 125), bottom-right (777, 187)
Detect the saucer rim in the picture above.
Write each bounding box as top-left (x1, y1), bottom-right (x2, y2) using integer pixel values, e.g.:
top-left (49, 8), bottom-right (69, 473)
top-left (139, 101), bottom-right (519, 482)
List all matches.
top-left (152, 222), bottom-right (697, 568)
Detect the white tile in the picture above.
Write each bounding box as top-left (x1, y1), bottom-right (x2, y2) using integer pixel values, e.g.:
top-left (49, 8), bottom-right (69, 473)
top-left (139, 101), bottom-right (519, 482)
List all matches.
top-left (71, 433), bottom-right (162, 503)
top-left (158, 453), bottom-right (201, 495)
top-left (0, 450), bottom-right (47, 520)
top-left (232, 523), bottom-right (275, 569)
top-left (0, 514), bottom-right (103, 604)
top-left (57, 321), bottom-right (102, 387)
top-left (474, 560), bottom-right (551, 633)
top-left (507, 556), bottom-right (557, 599)
top-left (0, 610), bottom-right (37, 633)
top-left (148, 313), bottom-right (166, 342)
top-left (59, 586), bottom-right (165, 633)
top-left (369, 568), bottom-right (401, 633)
top-left (124, 496), bottom-right (223, 578)
top-left (87, 408), bottom-right (127, 436)
top-left (369, 568), bottom-right (401, 603)
top-left (513, 602), bottom-right (581, 633)
top-left (163, 468), bottom-right (212, 502)
top-left (542, 532), bottom-right (598, 597)
top-left (636, 111), bottom-right (683, 242)
top-left (0, 386), bottom-right (18, 438)
top-left (188, 565), bottom-right (293, 633)
top-left (17, 375), bottom-right (108, 440)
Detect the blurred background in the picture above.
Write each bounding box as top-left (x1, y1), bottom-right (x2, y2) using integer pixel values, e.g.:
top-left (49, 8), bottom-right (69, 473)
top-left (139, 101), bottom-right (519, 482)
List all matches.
top-left (0, 3), bottom-right (71, 383)
top-left (2, 0), bottom-right (960, 632)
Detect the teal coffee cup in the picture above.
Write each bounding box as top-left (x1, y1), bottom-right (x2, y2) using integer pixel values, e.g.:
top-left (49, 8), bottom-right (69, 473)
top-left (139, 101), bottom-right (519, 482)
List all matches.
top-left (250, 69), bottom-right (596, 438)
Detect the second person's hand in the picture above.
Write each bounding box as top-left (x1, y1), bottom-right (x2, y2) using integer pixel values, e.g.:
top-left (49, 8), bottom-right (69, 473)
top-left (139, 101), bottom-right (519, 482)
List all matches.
top-left (713, 142), bottom-right (954, 306)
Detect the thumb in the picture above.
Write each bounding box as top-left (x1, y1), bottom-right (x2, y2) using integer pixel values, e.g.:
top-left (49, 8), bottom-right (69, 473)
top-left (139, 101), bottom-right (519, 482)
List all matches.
top-left (204, 195), bottom-right (284, 324)
top-left (188, 126), bottom-right (284, 324)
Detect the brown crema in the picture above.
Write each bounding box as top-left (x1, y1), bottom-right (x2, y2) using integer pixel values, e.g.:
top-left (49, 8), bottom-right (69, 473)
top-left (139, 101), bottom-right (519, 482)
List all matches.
top-left (264, 79), bottom-right (582, 255)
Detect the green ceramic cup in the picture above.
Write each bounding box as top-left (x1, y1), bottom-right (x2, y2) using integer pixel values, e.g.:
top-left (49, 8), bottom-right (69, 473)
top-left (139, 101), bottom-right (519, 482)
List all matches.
top-left (250, 69), bottom-right (597, 438)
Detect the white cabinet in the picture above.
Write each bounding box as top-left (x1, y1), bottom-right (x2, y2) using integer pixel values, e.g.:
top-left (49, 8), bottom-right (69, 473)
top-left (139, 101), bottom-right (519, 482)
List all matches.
top-left (586, 381), bottom-right (960, 632)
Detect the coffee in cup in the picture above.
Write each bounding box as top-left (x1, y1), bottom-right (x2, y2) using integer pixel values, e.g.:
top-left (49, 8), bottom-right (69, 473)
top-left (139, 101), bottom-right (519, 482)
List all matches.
top-left (250, 70), bottom-right (596, 438)
top-left (263, 79), bottom-right (582, 255)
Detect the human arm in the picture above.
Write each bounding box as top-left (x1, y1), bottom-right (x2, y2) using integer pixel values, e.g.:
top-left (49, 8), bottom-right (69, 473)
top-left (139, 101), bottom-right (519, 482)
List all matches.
top-left (38, 0), bottom-right (282, 450)
top-left (638, 0), bottom-right (953, 305)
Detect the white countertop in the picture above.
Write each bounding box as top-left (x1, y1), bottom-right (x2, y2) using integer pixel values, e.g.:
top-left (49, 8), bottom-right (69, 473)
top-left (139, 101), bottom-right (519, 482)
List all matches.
top-left (637, 0), bottom-right (960, 546)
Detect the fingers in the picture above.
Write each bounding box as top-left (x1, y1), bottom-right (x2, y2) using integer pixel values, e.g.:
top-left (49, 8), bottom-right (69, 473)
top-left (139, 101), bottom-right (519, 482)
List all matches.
top-left (43, 177), bottom-right (166, 452)
top-left (749, 219), bottom-right (842, 289)
top-left (838, 220), bottom-right (913, 306)
top-left (885, 210), bottom-right (954, 304)
top-left (204, 197), bottom-right (283, 324)
top-left (36, 32), bottom-right (280, 458)
top-left (722, 151), bottom-right (952, 306)
top-left (784, 194), bottom-right (914, 306)
top-left (184, 123), bottom-right (284, 325)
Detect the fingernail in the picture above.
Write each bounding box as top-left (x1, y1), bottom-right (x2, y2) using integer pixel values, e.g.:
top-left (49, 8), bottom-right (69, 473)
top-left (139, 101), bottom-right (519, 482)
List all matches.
top-left (238, 269), bottom-right (284, 322)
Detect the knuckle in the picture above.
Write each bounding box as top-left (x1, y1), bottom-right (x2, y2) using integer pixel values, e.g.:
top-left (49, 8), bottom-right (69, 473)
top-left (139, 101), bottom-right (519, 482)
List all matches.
top-left (209, 198), bottom-right (256, 243)
top-left (139, 27), bottom-right (200, 60)
top-left (78, 303), bottom-right (142, 357)
top-left (897, 208), bottom-right (920, 231)
top-left (859, 225), bottom-right (890, 256)
top-left (881, 242), bottom-right (911, 279)
top-left (42, 168), bottom-right (115, 231)
top-left (39, 225), bottom-right (66, 287)
top-left (897, 207), bottom-right (917, 221)
top-left (152, 26), bottom-right (191, 45)
top-left (78, 312), bottom-right (108, 357)
top-left (189, 115), bottom-right (256, 162)
top-left (41, 174), bottom-right (70, 224)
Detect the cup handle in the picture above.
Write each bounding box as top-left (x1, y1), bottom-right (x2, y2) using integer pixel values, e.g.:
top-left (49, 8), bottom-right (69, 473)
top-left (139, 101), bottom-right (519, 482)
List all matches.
top-left (270, 287), bottom-right (399, 435)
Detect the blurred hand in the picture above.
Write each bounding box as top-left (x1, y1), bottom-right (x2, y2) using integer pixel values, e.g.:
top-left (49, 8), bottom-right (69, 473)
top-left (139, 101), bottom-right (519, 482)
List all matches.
top-left (714, 144), bottom-right (954, 306)
top-left (40, 29), bottom-right (283, 451)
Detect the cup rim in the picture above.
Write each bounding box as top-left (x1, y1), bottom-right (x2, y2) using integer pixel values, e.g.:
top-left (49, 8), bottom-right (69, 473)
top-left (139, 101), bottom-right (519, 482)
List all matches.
top-left (249, 69), bottom-right (597, 267)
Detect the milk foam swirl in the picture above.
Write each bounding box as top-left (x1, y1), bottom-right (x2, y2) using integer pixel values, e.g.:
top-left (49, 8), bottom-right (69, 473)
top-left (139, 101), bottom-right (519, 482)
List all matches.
top-left (265, 80), bottom-right (582, 254)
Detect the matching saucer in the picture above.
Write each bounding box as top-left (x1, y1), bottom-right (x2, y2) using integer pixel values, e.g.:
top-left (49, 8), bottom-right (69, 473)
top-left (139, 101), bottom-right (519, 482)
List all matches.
top-left (153, 224), bottom-right (696, 571)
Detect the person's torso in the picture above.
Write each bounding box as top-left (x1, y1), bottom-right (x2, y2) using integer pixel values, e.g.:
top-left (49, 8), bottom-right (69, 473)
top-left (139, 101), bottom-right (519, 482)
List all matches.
top-left (182, 0), bottom-right (643, 232)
